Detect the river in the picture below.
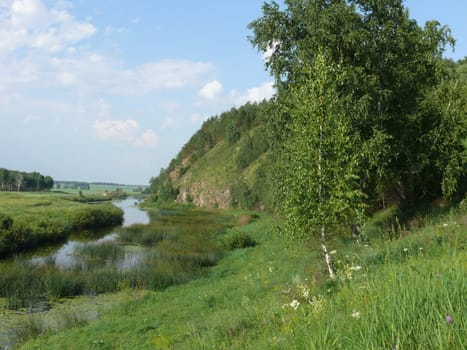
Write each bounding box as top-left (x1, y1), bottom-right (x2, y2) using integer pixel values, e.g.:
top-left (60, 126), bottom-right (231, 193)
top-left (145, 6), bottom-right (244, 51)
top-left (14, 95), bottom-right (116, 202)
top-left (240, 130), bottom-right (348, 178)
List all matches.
top-left (0, 198), bottom-right (150, 349)
top-left (29, 197), bottom-right (150, 270)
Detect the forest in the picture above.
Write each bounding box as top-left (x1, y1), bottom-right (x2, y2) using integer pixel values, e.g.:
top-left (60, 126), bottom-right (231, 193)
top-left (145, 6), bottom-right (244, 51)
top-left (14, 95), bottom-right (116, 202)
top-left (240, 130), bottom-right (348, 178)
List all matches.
top-left (0, 168), bottom-right (54, 192)
top-left (151, 0), bottom-right (466, 214)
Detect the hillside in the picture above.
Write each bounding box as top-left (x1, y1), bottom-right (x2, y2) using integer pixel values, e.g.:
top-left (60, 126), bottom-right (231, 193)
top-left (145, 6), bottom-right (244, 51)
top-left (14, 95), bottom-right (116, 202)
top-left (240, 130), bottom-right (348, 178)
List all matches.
top-left (149, 101), bottom-right (274, 210)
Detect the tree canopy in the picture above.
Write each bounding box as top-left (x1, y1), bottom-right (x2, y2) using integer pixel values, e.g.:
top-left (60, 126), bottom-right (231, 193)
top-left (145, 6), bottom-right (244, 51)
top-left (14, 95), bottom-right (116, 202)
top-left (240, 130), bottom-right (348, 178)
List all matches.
top-left (0, 168), bottom-right (54, 192)
top-left (249, 0), bottom-right (466, 209)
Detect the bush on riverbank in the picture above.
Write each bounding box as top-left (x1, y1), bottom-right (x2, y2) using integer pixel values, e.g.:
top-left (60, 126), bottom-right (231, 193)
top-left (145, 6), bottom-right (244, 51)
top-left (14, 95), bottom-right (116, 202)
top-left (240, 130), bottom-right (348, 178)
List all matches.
top-left (68, 205), bottom-right (123, 231)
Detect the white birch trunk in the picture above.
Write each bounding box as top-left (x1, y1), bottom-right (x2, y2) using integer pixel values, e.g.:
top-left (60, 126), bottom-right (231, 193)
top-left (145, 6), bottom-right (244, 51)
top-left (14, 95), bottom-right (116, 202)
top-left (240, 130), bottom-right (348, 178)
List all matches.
top-left (321, 225), bottom-right (336, 279)
top-left (318, 118), bottom-right (336, 279)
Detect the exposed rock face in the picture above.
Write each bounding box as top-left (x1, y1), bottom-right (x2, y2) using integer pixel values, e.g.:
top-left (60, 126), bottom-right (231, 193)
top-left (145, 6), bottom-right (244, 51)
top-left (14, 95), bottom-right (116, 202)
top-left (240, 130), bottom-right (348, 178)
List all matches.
top-left (169, 156), bottom-right (191, 183)
top-left (177, 183), bottom-right (231, 209)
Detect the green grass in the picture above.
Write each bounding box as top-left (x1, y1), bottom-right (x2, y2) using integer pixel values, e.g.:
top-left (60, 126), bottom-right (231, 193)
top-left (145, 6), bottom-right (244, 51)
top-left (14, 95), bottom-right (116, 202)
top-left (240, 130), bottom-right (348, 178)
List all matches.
top-left (13, 202), bottom-right (467, 349)
top-left (0, 207), bottom-right (234, 317)
top-left (0, 192), bottom-right (123, 256)
top-left (175, 129), bottom-right (266, 208)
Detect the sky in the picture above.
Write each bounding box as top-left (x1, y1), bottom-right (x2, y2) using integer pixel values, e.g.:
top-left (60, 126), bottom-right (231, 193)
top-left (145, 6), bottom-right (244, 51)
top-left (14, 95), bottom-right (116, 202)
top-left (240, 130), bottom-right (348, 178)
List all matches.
top-left (1, 0), bottom-right (466, 185)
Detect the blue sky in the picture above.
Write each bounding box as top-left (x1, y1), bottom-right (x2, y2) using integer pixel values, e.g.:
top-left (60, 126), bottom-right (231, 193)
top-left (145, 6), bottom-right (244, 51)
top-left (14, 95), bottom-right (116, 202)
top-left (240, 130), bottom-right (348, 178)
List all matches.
top-left (0, 0), bottom-right (465, 185)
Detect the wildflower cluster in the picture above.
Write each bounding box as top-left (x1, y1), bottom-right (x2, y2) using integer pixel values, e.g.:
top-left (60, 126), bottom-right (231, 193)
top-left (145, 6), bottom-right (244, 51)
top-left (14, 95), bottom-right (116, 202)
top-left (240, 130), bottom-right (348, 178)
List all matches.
top-left (339, 263), bottom-right (364, 281)
top-left (332, 252), bottom-right (365, 281)
top-left (281, 278), bottom-right (327, 315)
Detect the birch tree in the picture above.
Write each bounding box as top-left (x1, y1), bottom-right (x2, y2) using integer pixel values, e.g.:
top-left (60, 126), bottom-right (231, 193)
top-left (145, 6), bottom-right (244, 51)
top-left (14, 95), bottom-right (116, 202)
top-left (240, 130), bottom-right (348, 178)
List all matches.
top-left (277, 53), bottom-right (365, 278)
top-left (249, 0), bottom-right (463, 205)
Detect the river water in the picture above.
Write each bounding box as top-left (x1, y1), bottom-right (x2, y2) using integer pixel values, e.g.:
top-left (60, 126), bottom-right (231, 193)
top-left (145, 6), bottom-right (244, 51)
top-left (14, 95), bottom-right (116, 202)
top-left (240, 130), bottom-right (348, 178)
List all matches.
top-left (0, 198), bottom-right (150, 349)
top-left (29, 197), bottom-right (150, 270)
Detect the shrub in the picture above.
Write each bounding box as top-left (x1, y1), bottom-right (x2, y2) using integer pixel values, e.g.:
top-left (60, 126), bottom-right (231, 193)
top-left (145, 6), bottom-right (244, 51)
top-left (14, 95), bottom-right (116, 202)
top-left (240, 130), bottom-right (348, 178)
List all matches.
top-left (223, 231), bottom-right (257, 250)
top-left (0, 213), bottom-right (13, 230)
top-left (69, 205), bottom-right (123, 231)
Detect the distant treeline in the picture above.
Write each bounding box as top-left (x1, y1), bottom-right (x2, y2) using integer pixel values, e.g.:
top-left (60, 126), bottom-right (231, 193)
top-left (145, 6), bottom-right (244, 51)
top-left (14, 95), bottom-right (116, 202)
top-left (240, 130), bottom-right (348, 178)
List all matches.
top-left (55, 181), bottom-right (90, 190)
top-left (0, 168), bottom-right (54, 192)
top-left (55, 180), bottom-right (147, 192)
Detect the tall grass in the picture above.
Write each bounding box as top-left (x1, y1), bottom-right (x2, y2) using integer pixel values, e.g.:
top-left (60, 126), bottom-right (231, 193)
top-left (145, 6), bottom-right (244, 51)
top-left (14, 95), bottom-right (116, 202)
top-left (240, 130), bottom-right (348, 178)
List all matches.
top-left (73, 241), bottom-right (124, 265)
top-left (16, 203), bottom-right (466, 350)
top-left (281, 205), bottom-right (467, 349)
top-left (0, 207), bottom-right (233, 311)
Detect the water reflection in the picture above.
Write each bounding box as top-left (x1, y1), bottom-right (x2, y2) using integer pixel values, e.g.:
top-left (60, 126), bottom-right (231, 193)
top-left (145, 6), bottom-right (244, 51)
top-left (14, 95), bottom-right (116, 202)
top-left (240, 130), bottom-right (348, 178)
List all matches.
top-left (113, 198), bottom-right (150, 227)
top-left (30, 198), bottom-right (149, 270)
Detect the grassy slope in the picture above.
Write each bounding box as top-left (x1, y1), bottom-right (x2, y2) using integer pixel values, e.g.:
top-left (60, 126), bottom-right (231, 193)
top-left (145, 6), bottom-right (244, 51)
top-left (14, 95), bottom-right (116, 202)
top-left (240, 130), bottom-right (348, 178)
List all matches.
top-left (179, 140), bottom-right (237, 190)
top-left (174, 129), bottom-right (265, 206)
top-left (20, 203), bottom-right (466, 349)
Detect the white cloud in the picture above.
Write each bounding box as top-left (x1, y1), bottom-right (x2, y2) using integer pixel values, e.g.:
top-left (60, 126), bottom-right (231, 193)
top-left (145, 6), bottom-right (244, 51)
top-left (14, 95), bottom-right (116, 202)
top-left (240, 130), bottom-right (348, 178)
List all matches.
top-left (95, 119), bottom-right (139, 140)
top-left (136, 60), bottom-right (215, 91)
top-left (0, 0), bottom-right (96, 54)
top-left (242, 81), bottom-right (275, 103)
top-left (11, 0), bottom-right (49, 28)
top-left (0, 1), bottom-right (217, 100)
top-left (194, 81), bottom-right (276, 111)
top-left (133, 130), bottom-right (158, 148)
top-left (198, 80), bottom-right (223, 100)
top-left (94, 119), bottom-right (158, 148)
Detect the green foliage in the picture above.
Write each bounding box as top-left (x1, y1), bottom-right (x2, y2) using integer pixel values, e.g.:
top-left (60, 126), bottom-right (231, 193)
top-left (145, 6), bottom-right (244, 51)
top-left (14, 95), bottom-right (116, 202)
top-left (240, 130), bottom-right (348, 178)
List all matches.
top-left (222, 231), bottom-right (257, 250)
top-left (149, 171), bottom-right (179, 204)
top-left (276, 53), bottom-right (366, 239)
top-left (249, 0), bottom-right (466, 207)
top-left (68, 205), bottom-right (123, 231)
top-left (225, 120), bottom-right (241, 145)
top-left (0, 213), bottom-right (13, 230)
top-left (235, 128), bottom-right (269, 169)
top-left (230, 180), bottom-right (257, 210)
top-left (0, 168), bottom-right (54, 192)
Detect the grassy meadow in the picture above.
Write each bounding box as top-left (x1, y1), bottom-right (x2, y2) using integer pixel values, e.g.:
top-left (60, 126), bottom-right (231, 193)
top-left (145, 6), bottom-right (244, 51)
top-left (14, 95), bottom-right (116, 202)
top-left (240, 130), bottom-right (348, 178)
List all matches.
top-left (54, 183), bottom-right (146, 200)
top-left (12, 200), bottom-right (466, 349)
top-left (0, 192), bottom-right (123, 256)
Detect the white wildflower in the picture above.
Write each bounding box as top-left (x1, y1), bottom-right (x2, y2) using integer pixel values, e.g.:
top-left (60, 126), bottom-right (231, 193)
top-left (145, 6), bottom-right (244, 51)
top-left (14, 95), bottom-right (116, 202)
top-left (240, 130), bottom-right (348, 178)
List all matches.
top-left (351, 310), bottom-right (361, 319)
top-left (290, 299), bottom-right (300, 310)
top-left (349, 265), bottom-right (362, 271)
top-left (403, 248), bottom-right (408, 252)
top-left (443, 223), bottom-right (448, 227)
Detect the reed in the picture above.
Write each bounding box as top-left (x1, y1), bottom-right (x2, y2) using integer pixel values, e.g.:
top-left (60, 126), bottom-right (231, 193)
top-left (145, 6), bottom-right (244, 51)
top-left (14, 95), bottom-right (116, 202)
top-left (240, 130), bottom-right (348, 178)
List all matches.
top-left (0, 207), bottom-right (234, 310)
top-left (73, 241), bottom-right (124, 265)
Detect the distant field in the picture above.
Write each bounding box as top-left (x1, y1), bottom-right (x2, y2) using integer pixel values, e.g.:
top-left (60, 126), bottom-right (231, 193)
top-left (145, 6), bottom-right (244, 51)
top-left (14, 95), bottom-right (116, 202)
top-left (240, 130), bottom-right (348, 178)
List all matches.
top-left (0, 191), bottom-right (87, 217)
top-left (53, 183), bottom-right (147, 196)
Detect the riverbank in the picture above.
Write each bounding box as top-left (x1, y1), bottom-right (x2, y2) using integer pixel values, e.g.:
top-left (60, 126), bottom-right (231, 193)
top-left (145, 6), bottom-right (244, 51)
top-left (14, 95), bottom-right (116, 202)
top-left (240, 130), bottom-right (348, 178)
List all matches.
top-left (0, 192), bottom-right (123, 257)
top-left (17, 201), bottom-right (466, 349)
